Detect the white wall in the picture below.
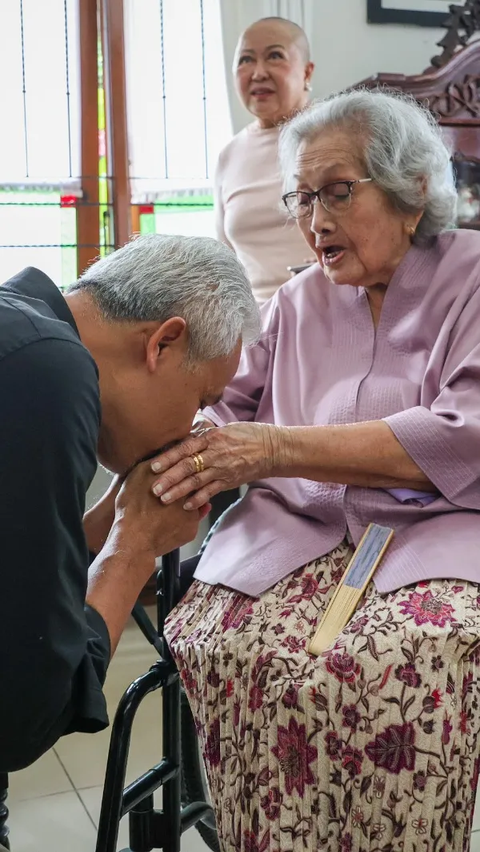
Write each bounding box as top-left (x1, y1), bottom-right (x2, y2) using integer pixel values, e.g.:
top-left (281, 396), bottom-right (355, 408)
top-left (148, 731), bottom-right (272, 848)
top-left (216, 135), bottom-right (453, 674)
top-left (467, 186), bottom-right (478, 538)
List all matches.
top-left (311, 1), bottom-right (444, 100)
top-left (86, 466), bottom-right (114, 510)
top-left (223, 0), bottom-right (445, 133)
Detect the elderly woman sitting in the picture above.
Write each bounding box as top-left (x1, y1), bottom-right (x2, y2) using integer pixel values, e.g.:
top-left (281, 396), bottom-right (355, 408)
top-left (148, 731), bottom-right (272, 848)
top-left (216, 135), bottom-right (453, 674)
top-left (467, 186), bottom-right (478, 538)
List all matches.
top-left (152, 90), bottom-right (480, 852)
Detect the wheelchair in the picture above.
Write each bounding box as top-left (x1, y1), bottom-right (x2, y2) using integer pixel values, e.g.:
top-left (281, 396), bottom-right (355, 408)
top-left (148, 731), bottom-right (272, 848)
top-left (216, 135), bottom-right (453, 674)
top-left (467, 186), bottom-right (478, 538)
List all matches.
top-left (95, 549), bottom-right (219, 852)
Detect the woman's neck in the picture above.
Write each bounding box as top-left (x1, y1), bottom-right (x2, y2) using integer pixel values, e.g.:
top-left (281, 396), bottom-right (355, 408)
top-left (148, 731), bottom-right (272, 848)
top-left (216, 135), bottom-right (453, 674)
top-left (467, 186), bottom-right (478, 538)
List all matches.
top-left (367, 284), bottom-right (388, 328)
top-left (255, 118), bottom-right (280, 130)
top-left (255, 96), bottom-right (310, 130)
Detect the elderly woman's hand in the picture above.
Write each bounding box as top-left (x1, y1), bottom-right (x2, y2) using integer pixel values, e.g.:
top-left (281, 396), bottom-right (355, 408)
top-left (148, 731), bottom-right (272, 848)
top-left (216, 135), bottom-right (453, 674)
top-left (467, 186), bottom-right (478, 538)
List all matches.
top-left (150, 422), bottom-right (281, 509)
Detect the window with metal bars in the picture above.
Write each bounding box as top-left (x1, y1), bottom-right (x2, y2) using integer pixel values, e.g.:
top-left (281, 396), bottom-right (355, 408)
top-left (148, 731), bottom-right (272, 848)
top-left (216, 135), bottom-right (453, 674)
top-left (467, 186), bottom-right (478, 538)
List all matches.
top-left (0, 0), bottom-right (231, 285)
top-left (124, 0), bottom-right (231, 239)
top-left (0, 0), bottom-right (86, 285)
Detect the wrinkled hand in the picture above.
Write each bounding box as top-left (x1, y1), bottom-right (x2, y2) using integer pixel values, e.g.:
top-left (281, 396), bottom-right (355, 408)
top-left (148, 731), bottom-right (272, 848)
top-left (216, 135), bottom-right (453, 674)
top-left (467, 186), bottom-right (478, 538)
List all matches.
top-left (150, 422), bottom-right (281, 510)
top-left (114, 459), bottom-right (210, 557)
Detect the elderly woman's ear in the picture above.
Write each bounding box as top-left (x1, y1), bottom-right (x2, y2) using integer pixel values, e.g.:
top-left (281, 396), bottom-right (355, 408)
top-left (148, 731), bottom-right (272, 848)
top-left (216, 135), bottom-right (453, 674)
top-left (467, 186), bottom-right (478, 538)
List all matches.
top-left (405, 213), bottom-right (424, 240)
top-left (407, 186), bottom-right (427, 240)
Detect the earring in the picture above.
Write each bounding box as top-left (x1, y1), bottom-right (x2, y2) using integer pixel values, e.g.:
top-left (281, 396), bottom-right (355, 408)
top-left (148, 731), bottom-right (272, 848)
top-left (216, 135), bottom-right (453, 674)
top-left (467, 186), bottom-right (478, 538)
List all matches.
top-left (407, 224), bottom-right (415, 237)
top-left (304, 81), bottom-right (312, 92)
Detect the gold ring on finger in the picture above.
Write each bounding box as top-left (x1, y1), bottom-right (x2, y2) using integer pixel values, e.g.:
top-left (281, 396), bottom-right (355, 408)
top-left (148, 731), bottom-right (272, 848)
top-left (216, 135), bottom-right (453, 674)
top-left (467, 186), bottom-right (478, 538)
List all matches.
top-left (192, 453), bottom-right (205, 474)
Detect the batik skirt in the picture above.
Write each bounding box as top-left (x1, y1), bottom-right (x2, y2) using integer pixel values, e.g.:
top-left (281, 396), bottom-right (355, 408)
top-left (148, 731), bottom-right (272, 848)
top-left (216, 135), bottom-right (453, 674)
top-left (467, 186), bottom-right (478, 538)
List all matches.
top-left (165, 539), bottom-right (480, 851)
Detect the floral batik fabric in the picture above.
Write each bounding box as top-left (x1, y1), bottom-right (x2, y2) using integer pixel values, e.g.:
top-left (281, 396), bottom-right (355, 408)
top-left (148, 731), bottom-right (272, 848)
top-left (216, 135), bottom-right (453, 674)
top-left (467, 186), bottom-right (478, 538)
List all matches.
top-left (165, 540), bottom-right (480, 852)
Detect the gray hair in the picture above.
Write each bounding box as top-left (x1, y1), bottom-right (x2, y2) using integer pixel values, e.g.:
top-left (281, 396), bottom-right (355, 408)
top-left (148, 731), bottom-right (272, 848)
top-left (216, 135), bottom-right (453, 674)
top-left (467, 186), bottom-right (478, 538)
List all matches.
top-left (68, 234), bottom-right (261, 361)
top-left (279, 88), bottom-right (457, 242)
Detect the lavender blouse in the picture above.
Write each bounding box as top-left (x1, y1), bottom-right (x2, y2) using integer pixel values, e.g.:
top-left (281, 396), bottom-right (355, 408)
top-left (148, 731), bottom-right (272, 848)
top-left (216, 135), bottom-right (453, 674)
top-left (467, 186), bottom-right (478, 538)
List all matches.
top-left (197, 229), bottom-right (480, 596)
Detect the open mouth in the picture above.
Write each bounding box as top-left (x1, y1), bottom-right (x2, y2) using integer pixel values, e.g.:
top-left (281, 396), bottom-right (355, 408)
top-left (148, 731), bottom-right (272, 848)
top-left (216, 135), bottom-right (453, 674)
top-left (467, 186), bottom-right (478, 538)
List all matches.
top-left (251, 88), bottom-right (275, 97)
top-left (321, 245), bottom-right (346, 266)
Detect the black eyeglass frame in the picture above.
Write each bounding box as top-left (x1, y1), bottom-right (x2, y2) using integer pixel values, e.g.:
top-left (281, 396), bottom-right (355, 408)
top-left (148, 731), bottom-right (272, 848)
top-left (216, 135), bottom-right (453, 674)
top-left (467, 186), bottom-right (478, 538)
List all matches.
top-left (282, 178), bottom-right (373, 218)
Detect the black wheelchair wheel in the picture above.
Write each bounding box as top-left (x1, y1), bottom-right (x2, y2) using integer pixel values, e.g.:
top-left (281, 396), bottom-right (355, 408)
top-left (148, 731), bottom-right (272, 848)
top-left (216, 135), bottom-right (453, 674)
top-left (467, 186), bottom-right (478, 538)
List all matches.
top-left (180, 690), bottom-right (220, 852)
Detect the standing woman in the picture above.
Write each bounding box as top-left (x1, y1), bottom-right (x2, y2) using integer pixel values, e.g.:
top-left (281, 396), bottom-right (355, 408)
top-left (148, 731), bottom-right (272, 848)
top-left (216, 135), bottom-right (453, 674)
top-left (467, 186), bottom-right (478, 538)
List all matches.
top-left (215, 16), bottom-right (315, 304)
top-left (210, 16), bottom-right (315, 524)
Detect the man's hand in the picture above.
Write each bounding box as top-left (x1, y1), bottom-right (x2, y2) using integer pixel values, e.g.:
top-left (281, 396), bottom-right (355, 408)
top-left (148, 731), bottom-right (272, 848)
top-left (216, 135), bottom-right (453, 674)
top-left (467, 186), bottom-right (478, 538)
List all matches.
top-left (87, 458), bottom-right (210, 655)
top-left (113, 458), bottom-right (210, 560)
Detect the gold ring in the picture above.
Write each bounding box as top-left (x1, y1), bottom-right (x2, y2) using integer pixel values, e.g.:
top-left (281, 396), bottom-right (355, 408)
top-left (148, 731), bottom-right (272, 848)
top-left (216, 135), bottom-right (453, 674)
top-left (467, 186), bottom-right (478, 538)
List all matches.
top-left (192, 453), bottom-right (205, 474)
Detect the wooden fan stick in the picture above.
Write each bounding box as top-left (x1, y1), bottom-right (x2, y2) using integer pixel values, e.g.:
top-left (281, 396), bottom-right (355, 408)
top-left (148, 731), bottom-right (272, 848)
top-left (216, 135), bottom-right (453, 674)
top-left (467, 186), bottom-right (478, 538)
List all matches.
top-left (309, 523), bottom-right (394, 656)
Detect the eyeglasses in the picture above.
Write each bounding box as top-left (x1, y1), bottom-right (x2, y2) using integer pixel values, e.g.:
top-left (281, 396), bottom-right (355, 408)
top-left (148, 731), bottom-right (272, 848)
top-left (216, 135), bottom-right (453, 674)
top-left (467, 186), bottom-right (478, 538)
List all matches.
top-left (282, 178), bottom-right (373, 219)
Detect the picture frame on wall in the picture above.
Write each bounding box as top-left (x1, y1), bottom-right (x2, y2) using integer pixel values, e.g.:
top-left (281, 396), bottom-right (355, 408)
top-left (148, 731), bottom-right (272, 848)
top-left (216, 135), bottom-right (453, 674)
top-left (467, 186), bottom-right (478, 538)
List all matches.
top-left (367, 0), bottom-right (457, 27)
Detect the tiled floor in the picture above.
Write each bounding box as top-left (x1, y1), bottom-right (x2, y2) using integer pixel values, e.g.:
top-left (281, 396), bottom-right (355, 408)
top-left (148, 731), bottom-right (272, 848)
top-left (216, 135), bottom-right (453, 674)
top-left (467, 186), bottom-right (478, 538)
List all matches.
top-left (7, 609), bottom-right (209, 851)
top-left (7, 610), bottom-right (480, 851)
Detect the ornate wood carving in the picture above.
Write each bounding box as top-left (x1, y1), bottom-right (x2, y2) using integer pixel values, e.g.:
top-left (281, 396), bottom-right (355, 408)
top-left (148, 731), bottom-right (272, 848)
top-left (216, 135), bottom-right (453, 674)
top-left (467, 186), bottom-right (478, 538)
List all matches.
top-left (0, 775), bottom-right (10, 850)
top-left (354, 3), bottom-right (480, 226)
top-left (356, 40), bottom-right (480, 124)
top-left (429, 73), bottom-right (480, 118)
top-left (358, 0), bottom-right (480, 124)
top-left (431, 0), bottom-right (480, 68)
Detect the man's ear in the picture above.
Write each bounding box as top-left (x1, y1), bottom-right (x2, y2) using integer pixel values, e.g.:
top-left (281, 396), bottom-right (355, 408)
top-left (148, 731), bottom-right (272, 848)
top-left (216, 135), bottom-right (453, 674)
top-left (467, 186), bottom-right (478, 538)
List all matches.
top-left (145, 317), bottom-right (187, 373)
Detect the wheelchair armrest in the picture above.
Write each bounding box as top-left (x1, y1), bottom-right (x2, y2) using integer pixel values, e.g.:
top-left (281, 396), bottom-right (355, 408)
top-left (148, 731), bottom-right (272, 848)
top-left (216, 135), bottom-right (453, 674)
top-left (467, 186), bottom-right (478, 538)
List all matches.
top-left (132, 552), bottom-right (201, 651)
top-left (178, 555), bottom-right (201, 598)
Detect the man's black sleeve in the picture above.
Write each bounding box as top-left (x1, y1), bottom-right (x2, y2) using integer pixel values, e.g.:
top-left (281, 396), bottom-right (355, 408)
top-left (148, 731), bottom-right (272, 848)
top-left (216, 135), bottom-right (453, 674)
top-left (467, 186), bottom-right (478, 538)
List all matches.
top-left (0, 336), bottom-right (110, 771)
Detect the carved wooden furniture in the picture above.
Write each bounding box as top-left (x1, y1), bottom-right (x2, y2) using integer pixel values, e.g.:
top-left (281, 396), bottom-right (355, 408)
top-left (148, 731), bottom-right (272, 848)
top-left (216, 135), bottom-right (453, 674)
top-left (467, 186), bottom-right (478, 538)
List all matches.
top-left (357, 0), bottom-right (480, 228)
top-left (0, 774), bottom-right (9, 850)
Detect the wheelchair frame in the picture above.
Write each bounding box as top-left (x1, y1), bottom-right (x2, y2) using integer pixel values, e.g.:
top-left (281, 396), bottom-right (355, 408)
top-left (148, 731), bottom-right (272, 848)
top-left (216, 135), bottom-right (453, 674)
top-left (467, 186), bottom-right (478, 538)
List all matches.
top-left (95, 549), bottom-right (215, 852)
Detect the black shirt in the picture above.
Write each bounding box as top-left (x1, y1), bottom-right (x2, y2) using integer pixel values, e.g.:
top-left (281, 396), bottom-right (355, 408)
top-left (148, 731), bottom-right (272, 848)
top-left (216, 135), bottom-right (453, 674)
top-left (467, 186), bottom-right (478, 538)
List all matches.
top-left (0, 267), bottom-right (110, 771)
